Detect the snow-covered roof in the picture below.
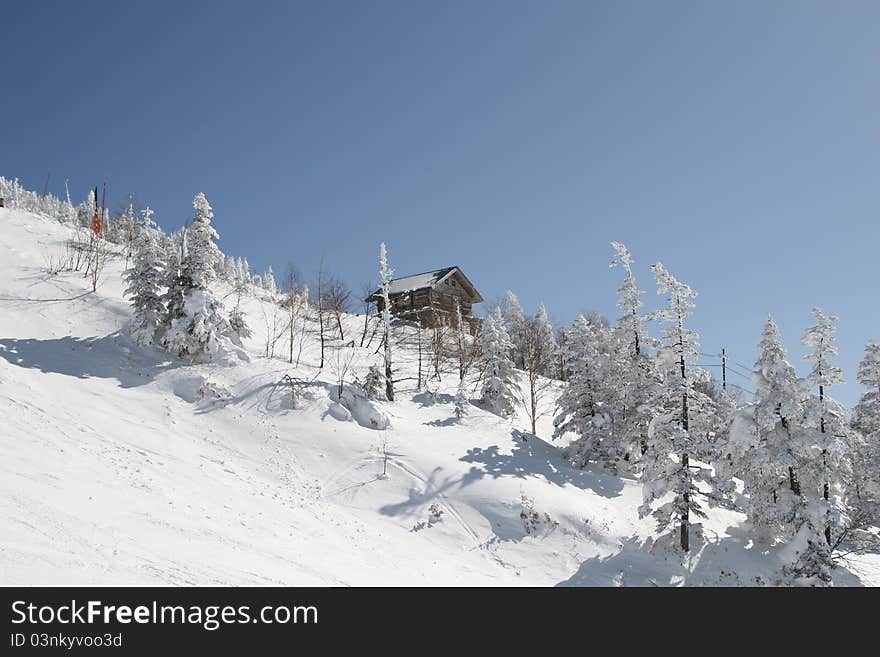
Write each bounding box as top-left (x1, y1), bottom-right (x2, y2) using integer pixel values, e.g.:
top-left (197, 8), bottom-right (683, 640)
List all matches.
top-left (367, 266), bottom-right (483, 302)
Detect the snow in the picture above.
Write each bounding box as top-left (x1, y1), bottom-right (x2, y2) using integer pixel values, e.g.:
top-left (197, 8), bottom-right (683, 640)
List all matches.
top-left (372, 267), bottom-right (455, 296)
top-left (0, 207), bottom-right (878, 586)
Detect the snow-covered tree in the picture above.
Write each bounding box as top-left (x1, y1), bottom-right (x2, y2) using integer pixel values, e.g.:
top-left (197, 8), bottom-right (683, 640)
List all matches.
top-left (854, 339), bottom-right (880, 438)
top-left (123, 208), bottom-right (165, 345)
top-left (379, 242), bottom-right (394, 401)
top-left (479, 308), bottom-right (517, 417)
top-left (504, 290), bottom-right (527, 369)
top-left (640, 263), bottom-right (715, 552)
top-left (159, 193), bottom-right (229, 361)
top-left (517, 303), bottom-right (556, 435)
top-left (609, 241), bottom-right (644, 358)
top-left (802, 307), bottom-right (848, 547)
top-left (263, 266), bottom-right (277, 295)
top-left (553, 314), bottom-right (616, 467)
top-left (607, 241), bottom-right (657, 464)
top-left (724, 317), bottom-right (807, 539)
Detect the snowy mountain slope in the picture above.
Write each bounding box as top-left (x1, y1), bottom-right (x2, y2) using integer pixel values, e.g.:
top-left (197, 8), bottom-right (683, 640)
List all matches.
top-left (1, 207), bottom-right (877, 586)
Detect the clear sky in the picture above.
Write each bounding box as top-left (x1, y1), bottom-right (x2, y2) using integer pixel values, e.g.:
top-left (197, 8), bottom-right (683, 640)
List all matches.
top-left (2, 1), bottom-right (878, 405)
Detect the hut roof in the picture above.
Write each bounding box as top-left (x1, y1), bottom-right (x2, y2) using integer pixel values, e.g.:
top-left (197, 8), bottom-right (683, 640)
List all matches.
top-left (367, 266), bottom-right (483, 303)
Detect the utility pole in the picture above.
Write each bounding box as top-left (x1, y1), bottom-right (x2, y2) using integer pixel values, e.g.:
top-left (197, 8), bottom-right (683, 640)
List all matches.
top-left (721, 348), bottom-right (727, 393)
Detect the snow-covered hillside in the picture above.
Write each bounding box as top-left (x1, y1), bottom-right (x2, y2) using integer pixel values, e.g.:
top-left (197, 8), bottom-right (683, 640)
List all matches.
top-left (1, 207), bottom-right (877, 586)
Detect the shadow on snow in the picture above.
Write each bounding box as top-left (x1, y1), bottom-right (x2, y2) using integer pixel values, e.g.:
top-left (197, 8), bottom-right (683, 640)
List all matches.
top-left (0, 333), bottom-right (176, 388)
top-left (459, 429), bottom-right (625, 498)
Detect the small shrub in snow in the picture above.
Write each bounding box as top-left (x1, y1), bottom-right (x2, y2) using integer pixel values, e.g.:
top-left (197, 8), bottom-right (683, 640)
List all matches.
top-left (362, 365), bottom-right (386, 401)
top-left (520, 494), bottom-right (558, 535)
top-left (428, 503), bottom-right (444, 524)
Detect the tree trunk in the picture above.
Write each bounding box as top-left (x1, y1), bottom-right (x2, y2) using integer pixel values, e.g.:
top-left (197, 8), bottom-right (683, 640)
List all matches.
top-left (819, 383), bottom-right (832, 546)
top-left (336, 312), bottom-right (344, 342)
top-left (789, 466), bottom-right (801, 496)
top-left (417, 322), bottom-right (423, 390)
top-left (681, 451), bottom-right (690, 553)
top-left (318, 306), bottom-right (325, 370)
top-left (360, 309), bottom-right (370, 347)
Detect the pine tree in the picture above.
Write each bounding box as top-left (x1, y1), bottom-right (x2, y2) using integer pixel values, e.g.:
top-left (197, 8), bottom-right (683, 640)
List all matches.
top-left (609, 241), bottom-right (644, 358)
top-left (854, 339), bottom-right (880, 437)
top-left (263, 266), bottom-right (277, 295)
top-left (608, 241), bottom-right (657, 464)
top-left (123, 208), bottom-right (165, 345)
top-left (802, 307), bottom-right (846, 546)
top-left (159, 193), bottom-right (229, 361)
top-left (640, 263), bottom-right (715, 552)
top-left (504, 291), bottom-right (527, 369)
top-left (725, 317), bottom-right (807, 539)
top-left (553, 314), bottom-right (614, 467)
top-left (478, 308), bottom-right (517, 417)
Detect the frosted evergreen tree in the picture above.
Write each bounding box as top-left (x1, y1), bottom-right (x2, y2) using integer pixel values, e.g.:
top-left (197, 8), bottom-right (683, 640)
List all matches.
top-left (609, 241), bottom-right (644, 358)
top-left (802, 307), bottom-right (848, 547)
top-left (478, 308), bottom-right (517, 417)
top-left (159, 193), bottom-right (229, 361)
top-left (640, 263), bottom-right (715, 552)
top-left (608, 241), bottom-right (657, 463)
top-left (724, 317), bottom-right (807, 539)
top-left (504, 291), bottom-right (527, 369)
top-left (123, 208), bottom-right (165, 345)
top-left (854, 339), bottom-right (880, 438)
top-left (848, 339), bottom-right (880, 529)
top-left (115, 203), bottom-right (139, 265)
top-left (263, 266), bottom-right (277, 295)
top-left (534, 305), bottom-right (557, 377)
top-left (553, 315), bottom-right (616, 467)
top-left (379, 242), bottom-right (394, 401)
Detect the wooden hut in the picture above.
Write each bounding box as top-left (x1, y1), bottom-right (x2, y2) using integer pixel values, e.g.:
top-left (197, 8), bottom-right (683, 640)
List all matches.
top-left (366, 266), bottom-right (484, 330)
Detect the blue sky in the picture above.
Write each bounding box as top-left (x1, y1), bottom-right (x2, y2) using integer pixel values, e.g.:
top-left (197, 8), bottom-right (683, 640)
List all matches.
top-left (2, 1), bottom-right (878, 404)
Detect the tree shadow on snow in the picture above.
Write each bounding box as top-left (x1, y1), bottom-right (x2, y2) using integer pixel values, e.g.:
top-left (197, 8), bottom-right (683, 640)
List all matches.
top-left (424, 416), bottom-right (460, 427)
top-left (556, 526), bottom-right (870, 587)
top-left (378, 465), bottom-right (484, 521)
top-left (0, 334), bottom-right (176, 388)
top-left (459, 429), bottom-right (624, 498)
top-left (411, 390), bottom-right (455, 407)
